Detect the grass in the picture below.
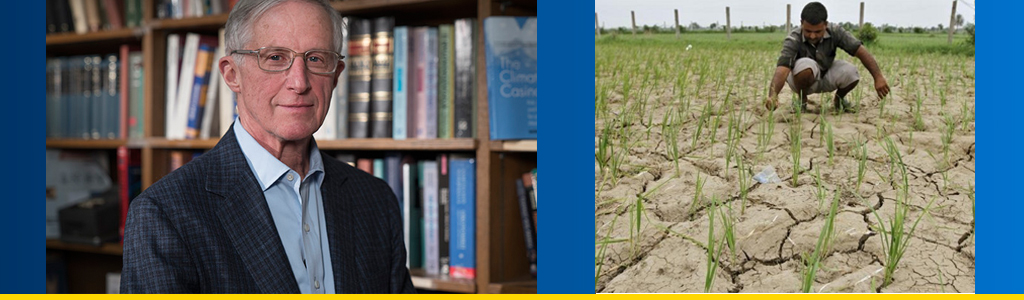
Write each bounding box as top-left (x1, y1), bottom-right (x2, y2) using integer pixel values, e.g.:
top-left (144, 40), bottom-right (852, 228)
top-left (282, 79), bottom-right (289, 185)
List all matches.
top-left (690, 172), bottom-right (707, 217)
top-left (912, 90), bottom-right (926, 131)
top-left (737, 157), bottom-right (750, 215)
top-left (704, 195), bottom-right (727, 293)
top-left (866, 137), bottom-right (936, 287)
top-left (759, 108), bottom-right (776, 161)
top-left (824, 119), bottom-right (835, 166)
top-left (941, 114), bottom-right (956, 167)
top-left (855, 135), bottom-right (868, 191)
top-left (790, 95), bottom-right (803, 187)
top-left (595, 214), bottom-right (624, 287)
top-left (801, 188), bottom-right (841, 293)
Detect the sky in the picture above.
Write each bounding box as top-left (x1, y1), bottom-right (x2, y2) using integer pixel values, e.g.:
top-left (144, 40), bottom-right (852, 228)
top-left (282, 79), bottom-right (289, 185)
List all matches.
top-left (594, 0), bottom-right (976, 29)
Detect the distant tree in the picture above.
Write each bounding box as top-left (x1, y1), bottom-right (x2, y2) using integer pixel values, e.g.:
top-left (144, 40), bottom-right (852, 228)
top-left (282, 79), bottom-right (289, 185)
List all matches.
top-left (913, 27), bottom-right (925, 34)
top-left (938, 23), bottom-right (944, 31)
top-left (955, 14), bottom-right (964, 30)
top-left (689, 22), bottom-right (700, 30)
top-left (857, 23), bottom-right (878, 45)
top-left (965, 23), bottom-right (975, 45)
top-left (709, 22), bottom-right (718, 30)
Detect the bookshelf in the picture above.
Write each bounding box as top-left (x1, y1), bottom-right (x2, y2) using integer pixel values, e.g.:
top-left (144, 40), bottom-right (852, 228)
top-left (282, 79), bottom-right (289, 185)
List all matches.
top-left (45, 0), bottom-right (536, 294)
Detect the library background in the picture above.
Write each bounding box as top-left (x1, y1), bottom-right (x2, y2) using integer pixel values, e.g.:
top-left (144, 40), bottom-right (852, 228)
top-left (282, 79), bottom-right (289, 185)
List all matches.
top-left (45, 0), bottom-right (537, 294)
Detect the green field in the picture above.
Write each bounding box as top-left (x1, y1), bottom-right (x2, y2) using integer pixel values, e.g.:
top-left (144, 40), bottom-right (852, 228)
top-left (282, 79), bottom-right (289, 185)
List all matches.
top-left (595, 32), bottom-right (975, 293)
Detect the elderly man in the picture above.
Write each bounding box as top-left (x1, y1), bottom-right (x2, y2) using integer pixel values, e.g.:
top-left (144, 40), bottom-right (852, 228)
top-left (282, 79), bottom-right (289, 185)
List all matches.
top-left (765, 2), bottom-right (890, 113)
top-left (121, 0), bottom-right (414, 293)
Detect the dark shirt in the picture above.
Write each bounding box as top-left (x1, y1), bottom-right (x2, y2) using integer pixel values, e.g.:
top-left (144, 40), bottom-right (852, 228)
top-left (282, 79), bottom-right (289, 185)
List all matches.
top-left (776, 23), bottom-right (862, 74)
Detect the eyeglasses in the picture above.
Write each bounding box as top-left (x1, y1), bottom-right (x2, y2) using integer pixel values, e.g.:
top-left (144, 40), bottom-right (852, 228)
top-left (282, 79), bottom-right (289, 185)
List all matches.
top-left (230, 47), bottom-right (344, 74)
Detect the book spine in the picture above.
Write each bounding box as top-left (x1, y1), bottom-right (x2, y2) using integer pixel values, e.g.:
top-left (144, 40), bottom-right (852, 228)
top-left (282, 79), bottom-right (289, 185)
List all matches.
top-left (516, 178), bottom-right (537, 277)
top-left (484, 17), bottom-right (538, 140)
top-left (47, 0), bottom-right (57, 34)
top-left (423, 160), bottom-right (439, 275)
top-left (90, 55), bottom-right (101, 139)
top-left (425, 28), bottom-right (438, 139)
top-left (69, 0), bottom-right (88, 34)
top-left (117, 46), bottom-right (128, 140)
top-left (185, 44), bottom-right (214, 139)
top-left (54, 0), bottom-right (74, 33)
top-left (449, 157), bottom-right (476, 279)
top-left (437, 154), bottom-right (450, 275)
top-left (117, 146), bottom-right (129, 242)
top-left (101, 0), bottom-right (123, 30)
top-left (437, 25), bottom-right (454, 139)
top-left (408, 27), bottom-right (426, 139)
top-left (392, 26), bottom-right (408, 140)
top-left (173, 33), bottom-right (201, 140)
top-left (47, 59), bottom-right (63, 138)
top-left (370, 17), bottom-right (394, 138)
top-left (106, 53), bottom-right (120, 139)
top-left (125, 0), bottom-right (140, 28)
top-left (401, 162), bottom-right (412, 268)
top-left (334, 17), bottom-right (349, 139)
top-left (385, 152), bottom-right (402, 202)
top-left (356, 158), bottom-right (373, 174)
top-left (199, 45), bottom-right (221, 139)
top-left (83, 0), bottom-right (101, 32)
top-left (453, 19), bottom-right (476, 138)
top-left (373, 158), bottom-right (385, 180)
top-left (409, 160), bottom-right (422, 268)
top-left (165, 33), bottom-right (181, 139)
top-left (128, 51), bottom-right (144, 139)
top-left (346, 18), bottom-right (372, 138)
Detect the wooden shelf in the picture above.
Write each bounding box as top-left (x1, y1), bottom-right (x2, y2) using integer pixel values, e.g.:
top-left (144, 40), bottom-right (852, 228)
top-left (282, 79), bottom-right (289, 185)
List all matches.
top-left (45, 28), bottom-right (142, 46)
top-left (147, 14), bottom-right (231, 31)
top-left (317, 138), bottom-right (476, 151)
top-left (46, 239), bottom-right (123, 256)
top-left (46, 139), bottom-right (127, 149)
top-left (147, 138), bottom-right (220, 149)
top-left (489, 140), bottom-right (536, 152)
top-left (486, 279), bottom-right (537, 294)
top-left (409, 269), bottom-right (477, 293)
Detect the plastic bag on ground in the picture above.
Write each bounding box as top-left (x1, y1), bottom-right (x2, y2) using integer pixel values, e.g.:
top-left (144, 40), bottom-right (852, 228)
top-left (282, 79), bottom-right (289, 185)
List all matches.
top-left (753, 165), bottom-right (781, 184)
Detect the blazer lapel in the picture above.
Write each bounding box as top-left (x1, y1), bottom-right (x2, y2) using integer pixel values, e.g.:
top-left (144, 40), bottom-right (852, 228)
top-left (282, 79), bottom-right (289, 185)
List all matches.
top-left (206, 128), bottom-right (300, 293)
top-left (322, 158), bottom-right (359, 293)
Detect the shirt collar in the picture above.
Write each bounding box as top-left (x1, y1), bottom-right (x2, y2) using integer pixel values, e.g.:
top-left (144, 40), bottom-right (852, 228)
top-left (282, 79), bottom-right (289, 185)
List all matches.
top-left (233, 118), bottom-right (324, 191)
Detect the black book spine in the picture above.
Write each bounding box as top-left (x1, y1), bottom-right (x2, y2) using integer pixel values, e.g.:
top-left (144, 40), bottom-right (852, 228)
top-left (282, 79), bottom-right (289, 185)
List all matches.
top-left (437, 154), bottom-right (450, 275)
top-left (453, 19), bottom-right (476, 138)
top-left (515, 178), bottom-right (537, 275)
top-left (370, 17), bottom-right (394, 138)
top-left (347, 18), bottom-right (372, 138)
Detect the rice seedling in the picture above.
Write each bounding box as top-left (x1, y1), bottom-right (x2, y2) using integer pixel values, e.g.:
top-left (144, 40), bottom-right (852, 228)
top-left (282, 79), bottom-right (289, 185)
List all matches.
top-left (801, 188), bottom-right (841, 293)
top-left (941, 114), bottom-right (956, 167)
top-left (689, 171), bottom-right (706, 216)
top-left (856, 136), bottom-right (868, 191)
top-left (692, 99), bottom-right (713, 148)
top-left (865, 137), bottom-right (935, 287)
top-left (595, 213), bottom-right (625, 287)
top-left (824, 119), bottom-right (835, 166)
top-left (790, 95), bottom-right (803, 187)
top-left (737, 157), bottom-right (750, 215)
top-left (814, 168), bottom-right (826, 211)
top-left (663, 109), bottom-right (682, 177)
top-left (912, 90), bottom-right (926, 131)
top-left (719, 200), bottom-right (737, 263)
top-left (704, 195), bottom-right (727, 293)
top-left (758, 108), bottom-right (776, 161)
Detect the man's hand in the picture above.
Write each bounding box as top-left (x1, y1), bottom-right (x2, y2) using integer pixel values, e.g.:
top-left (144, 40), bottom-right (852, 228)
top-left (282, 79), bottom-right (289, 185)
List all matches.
top-left (874, 76), bottom-right (890, 99)
top-left (764, 95), bottom-right (779, 111)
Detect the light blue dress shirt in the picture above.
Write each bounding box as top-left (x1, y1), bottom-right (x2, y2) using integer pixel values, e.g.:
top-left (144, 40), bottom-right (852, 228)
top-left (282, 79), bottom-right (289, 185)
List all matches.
top-left (233, 119), bottom-right (335, 293)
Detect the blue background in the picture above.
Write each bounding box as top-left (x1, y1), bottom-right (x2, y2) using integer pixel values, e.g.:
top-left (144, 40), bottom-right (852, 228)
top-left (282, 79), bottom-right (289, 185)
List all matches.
top-left (3, 0), bottom-right (1004, 294)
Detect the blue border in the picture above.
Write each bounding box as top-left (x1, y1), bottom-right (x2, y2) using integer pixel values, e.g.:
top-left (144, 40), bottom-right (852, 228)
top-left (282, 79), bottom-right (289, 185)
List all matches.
top-left (976, 0), bottom-right (1006, 294)
top-left (2, 1), bottom-right (45, 294)
top-left (538, 0), bottom-right (593, 294)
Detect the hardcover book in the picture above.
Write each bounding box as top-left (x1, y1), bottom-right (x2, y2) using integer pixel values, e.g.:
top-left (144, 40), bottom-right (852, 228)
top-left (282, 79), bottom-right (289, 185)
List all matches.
top-left (484, 17), bottom-right (537, 140)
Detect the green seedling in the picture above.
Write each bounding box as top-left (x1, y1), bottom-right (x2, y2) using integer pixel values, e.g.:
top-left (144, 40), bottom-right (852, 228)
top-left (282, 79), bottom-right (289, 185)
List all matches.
top-left (737, 157), bottom-right (750, 215)
top-left (801, 188), bottom-right (841, 293)
top-left (690, 172), bottom-right (706, 217)
top-left (791, 97), bottom-right (803, 187)
top-left (704, 195), bottom-right (727, 293)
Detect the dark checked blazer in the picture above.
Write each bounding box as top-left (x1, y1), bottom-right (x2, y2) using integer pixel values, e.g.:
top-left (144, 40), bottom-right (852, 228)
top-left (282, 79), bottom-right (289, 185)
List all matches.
top-left (121, 127), bottom-right (415, 293)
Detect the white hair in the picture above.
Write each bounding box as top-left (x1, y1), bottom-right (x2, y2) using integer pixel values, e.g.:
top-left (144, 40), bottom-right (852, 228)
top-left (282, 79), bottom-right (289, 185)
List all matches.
top-left (224, 0), bottom-right (345, 59)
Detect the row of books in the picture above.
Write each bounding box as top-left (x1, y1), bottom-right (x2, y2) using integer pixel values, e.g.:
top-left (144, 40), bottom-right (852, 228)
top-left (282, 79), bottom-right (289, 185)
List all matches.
top-left (163, 30), bottom-right (235, 140)
top-left (44, 147), bottom-right (141, 244)
top-left (45, 46), bottom-right (144, 140)
top-left (46, 0), bottom-right (144, 34)
top-left (515, 169), bottom-right (538, 277)
top-left (337, 153), bottom-right (477, 279)
top-left (155, 0), bottom-right (238, 20)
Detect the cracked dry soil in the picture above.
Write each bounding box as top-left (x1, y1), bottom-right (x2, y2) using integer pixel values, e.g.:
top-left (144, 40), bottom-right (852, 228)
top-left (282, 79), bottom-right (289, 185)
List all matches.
top-left (595, 45), bottom-right (974, 293)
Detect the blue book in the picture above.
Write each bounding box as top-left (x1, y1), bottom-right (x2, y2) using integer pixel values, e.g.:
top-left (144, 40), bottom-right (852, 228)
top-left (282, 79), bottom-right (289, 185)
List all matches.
top-left (393, 26), bottom-right (408, 140)
top-left (449, 157), bottom-right (476, 279)
top-left (185, 44), bottom-right (214, 139)
top-left (484, 17), bottom-right (537, 140)
top-left (384, 152), bottom-right (402, 203)
top-left (373, 158), bottom-right (385, 180)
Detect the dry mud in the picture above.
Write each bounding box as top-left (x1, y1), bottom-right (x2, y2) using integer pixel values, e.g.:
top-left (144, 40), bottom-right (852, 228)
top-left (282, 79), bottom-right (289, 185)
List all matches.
top-left (595, 54), bottom-right (974, 293)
